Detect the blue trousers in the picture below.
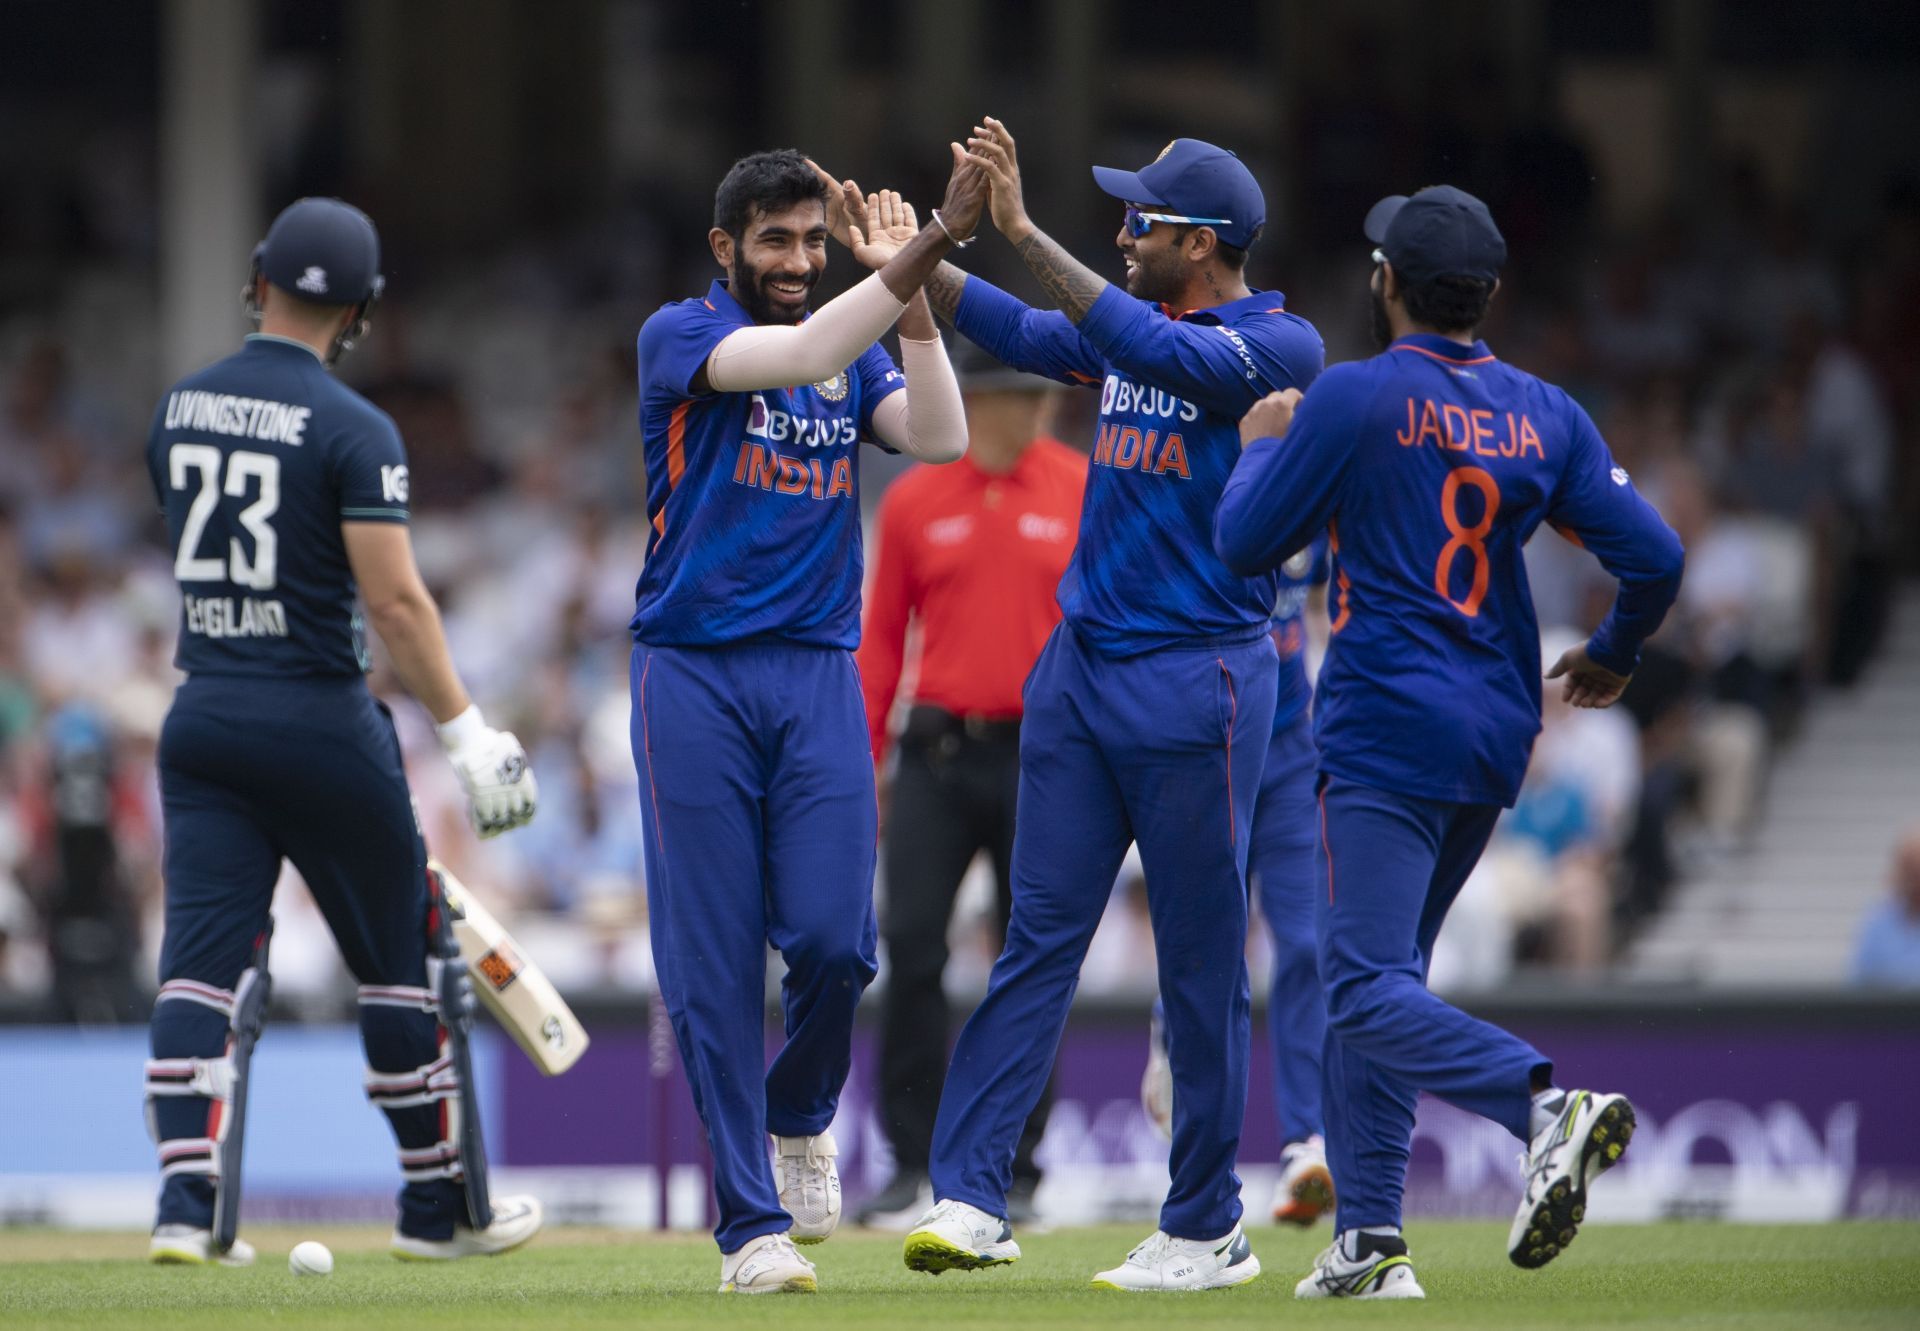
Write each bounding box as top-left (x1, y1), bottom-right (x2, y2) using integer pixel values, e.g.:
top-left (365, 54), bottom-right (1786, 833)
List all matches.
top-left (631, 642), bottom-right (879, 1253)
top-left (930, 626), bottom-right (1277, 1240)
top-left (1314, 775), bottom-right (1550, 1229)
top-left (1252, 712), bottom-right (1325, 1147)
top-left (152, 675), bottom-right (464, 1239)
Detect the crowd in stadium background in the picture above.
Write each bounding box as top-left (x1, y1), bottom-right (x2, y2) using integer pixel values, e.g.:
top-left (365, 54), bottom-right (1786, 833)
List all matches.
top-left (3, 2), bottom-right (1920, 1018)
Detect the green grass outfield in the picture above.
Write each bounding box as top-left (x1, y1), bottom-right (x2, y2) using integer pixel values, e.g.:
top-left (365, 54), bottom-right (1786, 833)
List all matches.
top-left (2, 1222), bottom-right (1917, 1330)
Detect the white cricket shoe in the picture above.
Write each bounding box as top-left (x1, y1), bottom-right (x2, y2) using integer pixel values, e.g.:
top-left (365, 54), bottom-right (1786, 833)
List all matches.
top-left (1140, 1012), bottom-right (1174, 1141)
top-left (148, 1225), bottom-right (256, 1266)
top-left (1510, 1090), bottom-right (1636, 1269)
top-left (390, 1194), bottom-right (544, 1260)
top-left (774, 1130), bottom-right (842, 1243)
top-left (1272, 1135), bottom-right (1335, 1227)
top-left (1295, 1232), bottom-right (1424, 1299)
top-left (719, 1232), bottom-right (817, 1294)
top-left (903, 1198), bottom-right (1020, 1274)
top-left (1091, 1223), bottom-right (1261, 1291)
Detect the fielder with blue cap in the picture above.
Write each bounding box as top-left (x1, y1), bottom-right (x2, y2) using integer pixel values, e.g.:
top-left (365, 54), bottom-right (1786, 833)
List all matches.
top-left (1215, 185), bottom-right (1684, 1299)
top-left (901, 119), bottom-right (1325, 1291)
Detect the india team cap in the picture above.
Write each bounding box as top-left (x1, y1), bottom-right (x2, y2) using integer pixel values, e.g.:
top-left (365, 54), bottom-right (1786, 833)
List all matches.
top-left (1363, 185), bottom-right (1506, 285)
top-left (256, 197), bottom-right (385, 306)
top-left (1092, 138), bottom-right (1267, 250)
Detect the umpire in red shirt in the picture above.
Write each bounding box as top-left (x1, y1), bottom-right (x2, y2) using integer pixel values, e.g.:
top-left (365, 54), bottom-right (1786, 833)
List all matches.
top-left (855, 344), bottom-right (1087, 1224)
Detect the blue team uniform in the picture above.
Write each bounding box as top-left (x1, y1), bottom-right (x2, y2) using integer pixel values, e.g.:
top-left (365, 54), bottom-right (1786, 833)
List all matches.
top-left (1252, 539), bottom-right (1328, 1150)
top-left (1215, 332), bottom-right (1685, 1229)
top-left (630, 280), bottom-right (903, 1252)
top-left (927, 277), bottom-right (1323, 1240)
top-left (144, 333), bottom-right (468, 1239)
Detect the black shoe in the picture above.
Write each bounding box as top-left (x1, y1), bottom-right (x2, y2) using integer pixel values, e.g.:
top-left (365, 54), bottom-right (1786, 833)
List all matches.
top-left (854, 1170), bottom-right (929, 1224)
top-left (1005, 1176), bottom-right (1040, 1225)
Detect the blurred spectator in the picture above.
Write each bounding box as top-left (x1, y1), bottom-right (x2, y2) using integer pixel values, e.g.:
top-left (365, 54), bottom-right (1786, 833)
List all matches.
top-left (1851, 830), bottom-right (1920, 988)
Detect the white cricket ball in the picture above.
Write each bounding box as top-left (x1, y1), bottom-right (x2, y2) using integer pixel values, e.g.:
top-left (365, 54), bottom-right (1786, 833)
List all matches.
top-left (289, 1240), bottom-right (334, 1276)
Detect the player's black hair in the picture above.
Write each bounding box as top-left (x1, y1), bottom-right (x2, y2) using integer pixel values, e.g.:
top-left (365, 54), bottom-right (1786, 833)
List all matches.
top-left (1400, 273), bottom-right (1496, 335)
top-left (1173, 222), bottom-right (1260, 271)
top-left (714, 149), bottom-right (831, 239)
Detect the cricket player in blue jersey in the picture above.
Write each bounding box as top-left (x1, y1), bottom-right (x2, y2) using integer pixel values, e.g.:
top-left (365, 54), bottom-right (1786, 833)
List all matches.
top-left (144, 199), bottom-right (542, 1265)
top-left (631, 148), bottom-right (986, 1294)
top-left (1215, 186), bottom-right (1686, 1300)
top-left (903, 121), bottom-right (1324, 1290)
top-left (1141, 538), bottom-right (1336, 1228)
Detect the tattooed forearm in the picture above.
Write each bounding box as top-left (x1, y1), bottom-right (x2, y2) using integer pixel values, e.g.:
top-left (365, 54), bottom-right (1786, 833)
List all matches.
top-left (1011, 226), bottom-right (1109, 323)
top-left (923, 262), bottom-right (968, 323)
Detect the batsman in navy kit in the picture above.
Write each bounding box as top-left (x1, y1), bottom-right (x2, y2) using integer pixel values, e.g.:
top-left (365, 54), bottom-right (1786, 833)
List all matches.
top-left (1215, 187), bottom-right (1685, 1299)
top-left (143, 199), bottom-right (542, 1265)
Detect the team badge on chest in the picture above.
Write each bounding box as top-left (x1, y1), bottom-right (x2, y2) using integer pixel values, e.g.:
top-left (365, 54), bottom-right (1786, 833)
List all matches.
top-left (812, 371), bottom-right (850, 403)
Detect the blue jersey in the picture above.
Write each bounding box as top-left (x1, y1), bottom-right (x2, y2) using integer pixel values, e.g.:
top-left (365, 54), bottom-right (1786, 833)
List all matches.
top-left (630, 280), bottom-right (905, 648)
top-left (953, 278), bottom-right (1323, 657)
top-left (1216, 333), bottom-right (1684, 806)
top-left (1270, 536), bottom-right (1327, 731)
top-left (145, 334), bottom-right (409, 678)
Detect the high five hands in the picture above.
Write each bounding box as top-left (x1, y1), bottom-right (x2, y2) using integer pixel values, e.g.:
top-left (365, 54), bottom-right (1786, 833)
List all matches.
top-left (961, 117), bottom-right (1035, 244)
top-left (808, 142), bottom-right (987, 269)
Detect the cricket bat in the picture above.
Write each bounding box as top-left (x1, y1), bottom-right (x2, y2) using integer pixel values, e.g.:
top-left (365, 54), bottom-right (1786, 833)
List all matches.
top-left (430, 859), bottom-right (590, 1076)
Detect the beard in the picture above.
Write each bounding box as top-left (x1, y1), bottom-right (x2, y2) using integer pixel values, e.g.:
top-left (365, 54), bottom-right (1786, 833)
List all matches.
top-left (1125, 245), bottom-right (1189, 306)
top-left (730, 254), bottom-right (817, 325)
top-left (1367, 283), bottom-right (1394, 352)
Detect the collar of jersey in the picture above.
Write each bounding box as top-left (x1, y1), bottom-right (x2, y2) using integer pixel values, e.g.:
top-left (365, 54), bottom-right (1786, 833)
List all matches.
top-left (705, 279), bottom-right (765, 326)
top-left (1159, 288), bottom-right (1286, 324)
top-left (1388, 332), bottom-right (1496, 365)
top-left (244, 332), bottom-right (326, 362)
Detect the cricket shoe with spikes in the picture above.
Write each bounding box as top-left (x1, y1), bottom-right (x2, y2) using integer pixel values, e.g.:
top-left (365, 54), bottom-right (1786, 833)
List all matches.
top-left (1091, 1222), bottom-right (1261, 1291)
top-left (148, 1225), bottom-right (256, 1266)
top-left (391, 1194), bottom-right (544, 1260)
top-left (1294, 1231), bottom-right (1424, 1300)
top-left (720, 1232), bottom-right (817, 1293)
top-left (774, 1130), bottom-right (841, 1243)
top-left (1509, 1090), bottom-right (1636, 1269)
top-left (1273, 1135), bottom-right (1335, 1227)
top-left (903, 1198), bottom-right (1020, 1274)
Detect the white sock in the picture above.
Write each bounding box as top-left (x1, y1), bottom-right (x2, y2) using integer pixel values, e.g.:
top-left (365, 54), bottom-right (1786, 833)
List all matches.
top-left (1341, 1226), bottom-right (1401, 1260)
top-left (1529, 1087), bottom-right (1569, 1139)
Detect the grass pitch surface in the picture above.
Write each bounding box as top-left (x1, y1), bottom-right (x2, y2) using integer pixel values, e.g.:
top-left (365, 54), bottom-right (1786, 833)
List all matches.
top-left (2, 1221), bottom-right (1916, 1329)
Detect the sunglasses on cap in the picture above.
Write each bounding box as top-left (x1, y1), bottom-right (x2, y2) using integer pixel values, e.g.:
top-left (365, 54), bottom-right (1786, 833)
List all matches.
top-left (1123, 204), bottom-right (1232, 239)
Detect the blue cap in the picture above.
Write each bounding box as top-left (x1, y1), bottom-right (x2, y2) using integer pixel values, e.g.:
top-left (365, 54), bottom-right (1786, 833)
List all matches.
top-left (1092, 138), bottom-right (1266, 250)
top-left (1363, 185), bottom-right (1506, 285)
top-left (255, 198), bottom-right (384, 305)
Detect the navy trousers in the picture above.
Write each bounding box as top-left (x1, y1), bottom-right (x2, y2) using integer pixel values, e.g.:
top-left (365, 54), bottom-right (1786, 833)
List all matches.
top-left (631, 641), bottom-right (879, 1253)
top-left (930, 625), bottom-right (1277, 1240)
top-left (152, 675), bottom-right (465, 1239)
top-left (1314, 775), bottom-right (1551, 1229)
top-left (1252, 712), bottom-right (1326, 1147)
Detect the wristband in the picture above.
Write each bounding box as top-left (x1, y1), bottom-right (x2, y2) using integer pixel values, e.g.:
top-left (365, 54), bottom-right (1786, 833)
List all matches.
top-left (437, 703), bottom-right (489, 753)
top-left (931, 209), bottom-right (975, 248)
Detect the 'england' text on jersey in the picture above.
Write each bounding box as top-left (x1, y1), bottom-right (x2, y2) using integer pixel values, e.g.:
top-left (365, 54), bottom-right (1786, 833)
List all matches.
top-left (182, 592), bottom-right (289, 639)
top-left (164, 390), bottom-right (312, 446)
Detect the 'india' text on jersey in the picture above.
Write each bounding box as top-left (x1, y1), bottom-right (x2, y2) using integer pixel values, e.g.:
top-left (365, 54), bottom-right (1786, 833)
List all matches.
top-left (145, 333), bottom-right (409, 677)
top-left (630, 280), bottom-right (905, 648)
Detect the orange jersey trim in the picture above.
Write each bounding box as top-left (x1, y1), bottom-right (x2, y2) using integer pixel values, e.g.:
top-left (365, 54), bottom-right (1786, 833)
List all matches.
top-left (1391, 343), bottom-right (1497, 367)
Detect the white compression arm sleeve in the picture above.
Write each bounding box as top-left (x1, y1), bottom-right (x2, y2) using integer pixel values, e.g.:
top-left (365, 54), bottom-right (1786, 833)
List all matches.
top-left (871, 334), bottom-right (968, 462)
top-left (704, 272), bottom-right (907, 393)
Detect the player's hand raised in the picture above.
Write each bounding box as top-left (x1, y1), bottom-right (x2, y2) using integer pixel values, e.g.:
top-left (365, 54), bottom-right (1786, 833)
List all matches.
top-left (1545, 642), bottom-right (1632, 709)
top-left (937, 141), bottom-right (989, 244)
top-left (848, 189), bottom-right (920, 271)
top-left (1239, 389), bottom-right (1302, 446)
top-left (963, 116), bottom-right (1031, 242)
top-left (440, 714), bottom-right (539, 838)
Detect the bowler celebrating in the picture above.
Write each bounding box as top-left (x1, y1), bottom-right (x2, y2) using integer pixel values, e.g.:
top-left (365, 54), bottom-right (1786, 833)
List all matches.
top-left (1214, 186), bottom-right (1685, 1299)
top-left (904, 122), bottom-right (1323, 1289)
top-left (630, 147), bottom-right (983, 1294)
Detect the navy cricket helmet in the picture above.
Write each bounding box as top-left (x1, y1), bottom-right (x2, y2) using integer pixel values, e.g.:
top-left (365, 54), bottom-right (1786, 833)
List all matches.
top-left (242, 197), bottom-right (386, 363)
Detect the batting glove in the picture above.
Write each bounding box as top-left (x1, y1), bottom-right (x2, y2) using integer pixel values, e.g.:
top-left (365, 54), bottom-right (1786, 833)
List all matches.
top-left (437, 705), bottom-right (538, 838)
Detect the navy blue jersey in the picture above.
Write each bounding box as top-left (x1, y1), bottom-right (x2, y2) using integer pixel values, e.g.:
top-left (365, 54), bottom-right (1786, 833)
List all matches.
top-left (953, 278), bottom-right (1323, 658)
top-left (630, 280), bottom-right (904, 649)
top-left (146, 334), bottom-right (409, 678)
top-left (1270, 536), bottom-right (1327, 731)
top-left (1216, 333), bottom-right (1684, 806)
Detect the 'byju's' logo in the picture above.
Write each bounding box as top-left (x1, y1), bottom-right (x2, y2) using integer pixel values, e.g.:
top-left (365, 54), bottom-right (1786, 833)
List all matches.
top-left (296, 266), bottom-right (329, 295)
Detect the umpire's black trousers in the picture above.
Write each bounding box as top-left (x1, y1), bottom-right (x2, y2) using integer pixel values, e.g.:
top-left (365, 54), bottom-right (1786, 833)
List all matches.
top-left (878, 706), bottom-right (1051, 1182)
